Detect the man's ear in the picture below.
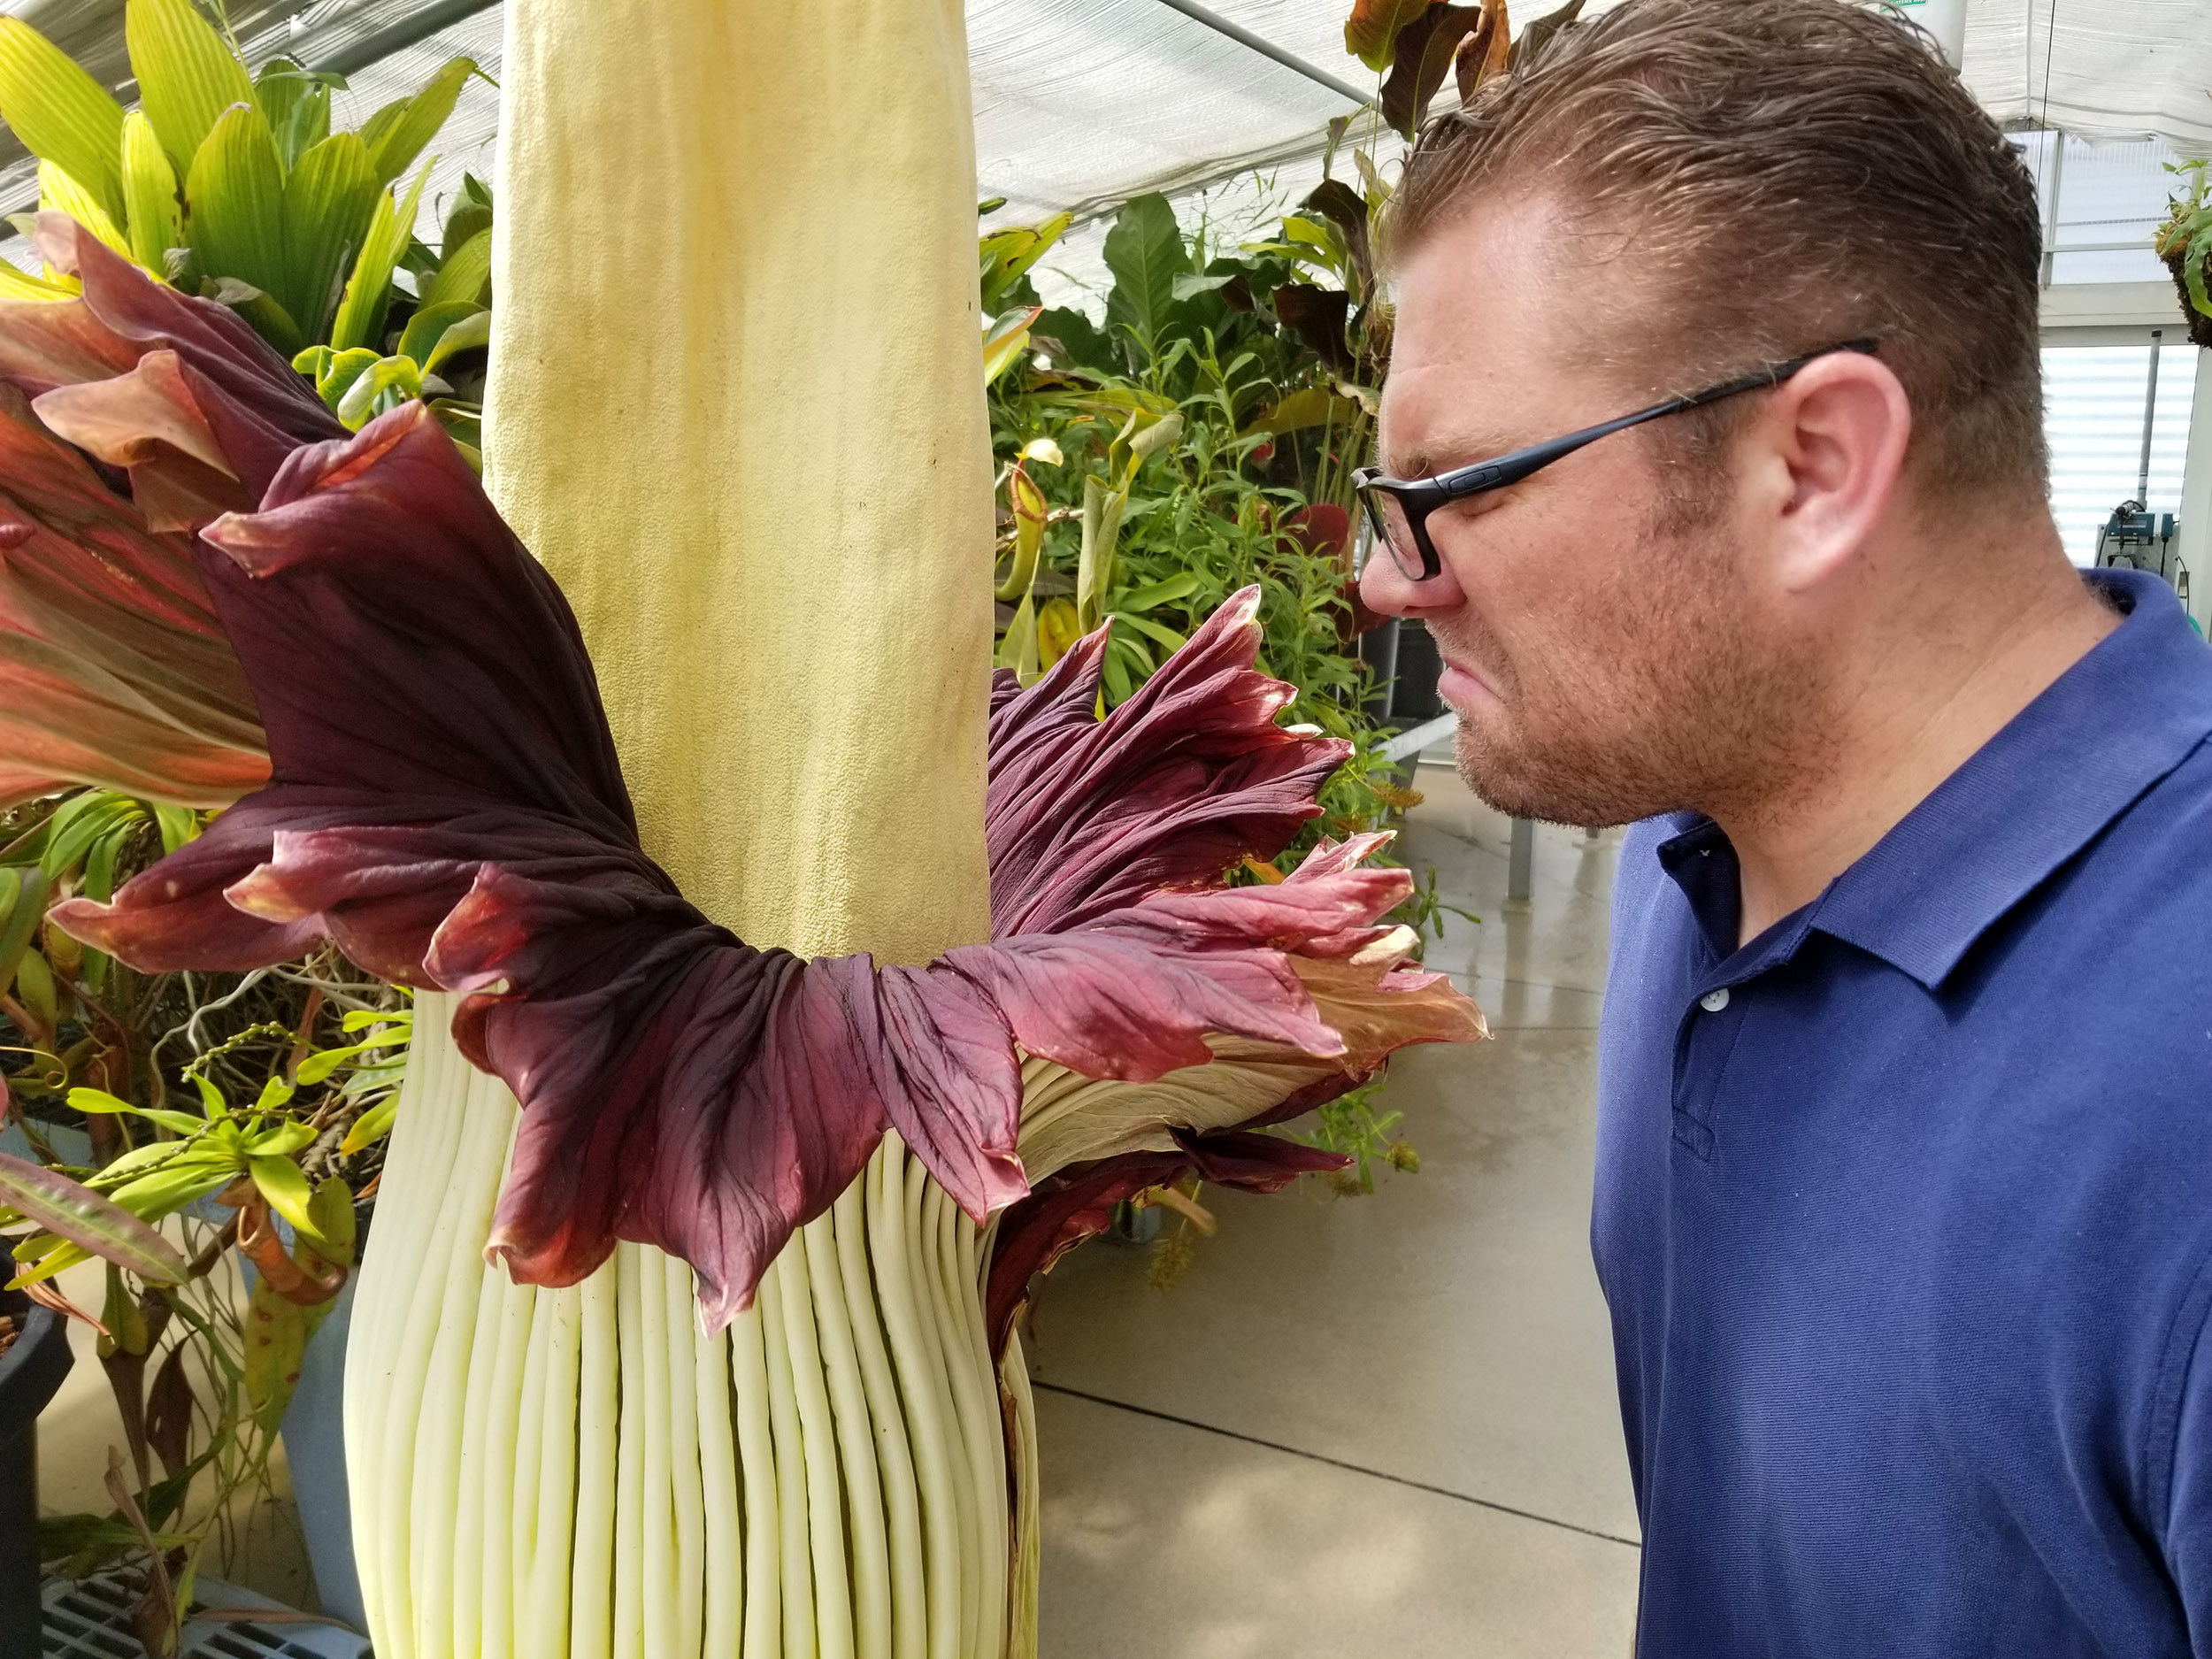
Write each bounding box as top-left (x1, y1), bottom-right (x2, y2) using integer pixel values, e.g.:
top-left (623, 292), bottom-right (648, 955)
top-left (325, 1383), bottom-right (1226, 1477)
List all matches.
top-left (1745, 351), bottom-right (1913, 594)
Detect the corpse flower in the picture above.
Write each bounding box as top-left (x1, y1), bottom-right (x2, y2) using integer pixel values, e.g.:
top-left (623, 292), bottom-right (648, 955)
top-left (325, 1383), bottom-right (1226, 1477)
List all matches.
top-left (27, 214), bottom-right (1481, 1335)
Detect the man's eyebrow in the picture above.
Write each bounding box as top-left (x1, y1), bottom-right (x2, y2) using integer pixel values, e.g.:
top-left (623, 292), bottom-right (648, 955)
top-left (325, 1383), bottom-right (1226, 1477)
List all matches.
top-left (1380, 423), bottom-right (1518, 480)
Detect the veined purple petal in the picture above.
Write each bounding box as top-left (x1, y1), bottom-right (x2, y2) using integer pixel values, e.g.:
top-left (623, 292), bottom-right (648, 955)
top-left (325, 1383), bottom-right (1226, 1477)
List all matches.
top-left (45, 341), bottom-right (1483, 1326)
top-left (986, 587), bottom-right (1351, 935)
top-left (983, 1129), bottom-right (1351, 1356)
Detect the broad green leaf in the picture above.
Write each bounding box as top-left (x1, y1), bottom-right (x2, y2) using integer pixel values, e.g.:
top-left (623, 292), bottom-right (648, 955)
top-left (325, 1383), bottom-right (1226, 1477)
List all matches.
top-left (252, 58), bottom-right (333, 168)
top-left (1102, 194), bottom-right (1188, 358)
top-left (13, 948), bottom-right (58, 1031)
top-left (1344, 0), bottom-right (1430, 72)
top-left (42, 795), bottom-right (140, 880)
top-left (0, 19), bottom-right (127, 223)
top-left (153, 803), bottom-right (198, 855)
top-left (0, 866), bottom-right (49, 991)
top-left (303, 344), bottom-right (381, 412)
top-left (251, 1077), bottom-right (296, 1113)
top-left (119, 112), bottom-right (182, 275)
top-left (192, 1072), bottom-right (227, 1119)
top-left (202, 277), bottom-right (302, 350)
top-left (363, 56), bottom-right (476, 186)
top-left (93, 1141), bottom-right (188, 1186)
top-left (281, 130), bottom-right (377, 340)
top-left (67, 1089), bottom-right (208, 1137)
top-left (0, 258), bottom-right (72, 302)
top-left (37, 161), bottom-right (129, 261)
top-left (979, 211), bottom-right (1071, 313)
top-left (0, 1151), bottom-right (188, 1286)
top-left (1170, 272), bottom-right (1238, 301)
top-left (339, 1095), bottom-right (398, 1155)
top-left (421, 307), bottom-right (490, 373)
top-left (334, 355), bottom-right (422, 429)
top-left (126, 0), bottom-right (254, 171)
top-left (396, 298), bottom-right (480, 365)
top-left (1244, 387), bottom-right (1363, 437)
top-left (442, 173), bottom-right (493, 261)
top-left (329, 163), bottom-right (430, 352)
top-left (248, 1154), bottom-right (319, 1238)
top-left (294, 1041), bottom-right (373, 1085)
top-left (984, 304), bottom-right (1041, 388)
top-left (1118, 572), bottom-right (1202, 611)
top-left (1110, 610), bottom-right (1189, 653)
top-left (185, 104), bottom-right (293, 349)
top-left (243, 1122), bottom-right (314, 1158)
top-left (420, 224), bottom-right (492, 310)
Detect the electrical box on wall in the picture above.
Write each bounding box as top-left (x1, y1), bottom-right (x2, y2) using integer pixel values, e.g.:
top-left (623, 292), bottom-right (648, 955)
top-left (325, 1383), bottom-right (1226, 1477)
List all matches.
top-left (2096, 500), bottom-right (2190, 608)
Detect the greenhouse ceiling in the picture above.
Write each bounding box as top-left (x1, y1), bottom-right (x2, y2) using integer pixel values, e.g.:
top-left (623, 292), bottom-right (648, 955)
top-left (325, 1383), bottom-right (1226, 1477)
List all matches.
top-left (2, 0), bottom-right (2208, 243)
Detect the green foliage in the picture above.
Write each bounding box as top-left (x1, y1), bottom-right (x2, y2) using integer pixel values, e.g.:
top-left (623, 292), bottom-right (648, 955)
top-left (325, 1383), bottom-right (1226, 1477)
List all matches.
top-left (0, 0), bottom-right (484, 361)
top-left (2156, 159), bottom-right (2212, 324)
top-left (0, 786), bottom-right (406, 1640)
top-left (986, 184), bottom-right (1393, 850)
top-left (985, 170), bottom-right (1462, 1189)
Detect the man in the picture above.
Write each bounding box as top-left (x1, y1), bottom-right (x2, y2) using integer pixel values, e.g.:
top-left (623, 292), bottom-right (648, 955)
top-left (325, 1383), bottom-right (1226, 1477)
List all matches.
top-left (1356, 0), bottom-right (2212, 1652)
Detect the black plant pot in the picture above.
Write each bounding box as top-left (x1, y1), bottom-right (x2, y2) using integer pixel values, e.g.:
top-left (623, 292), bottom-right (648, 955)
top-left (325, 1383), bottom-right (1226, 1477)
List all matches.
top-left (0, 1284), bottom-right (74, 1658)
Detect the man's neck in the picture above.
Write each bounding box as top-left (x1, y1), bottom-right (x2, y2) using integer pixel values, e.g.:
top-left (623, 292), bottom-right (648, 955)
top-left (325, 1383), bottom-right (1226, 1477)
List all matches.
top-left (1717, 544), bottom-right (2120, 949)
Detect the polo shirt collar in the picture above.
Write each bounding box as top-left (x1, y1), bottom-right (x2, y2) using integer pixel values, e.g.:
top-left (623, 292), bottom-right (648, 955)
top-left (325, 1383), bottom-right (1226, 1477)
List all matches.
top-left (1659, 570), bottom-right (2212, 991)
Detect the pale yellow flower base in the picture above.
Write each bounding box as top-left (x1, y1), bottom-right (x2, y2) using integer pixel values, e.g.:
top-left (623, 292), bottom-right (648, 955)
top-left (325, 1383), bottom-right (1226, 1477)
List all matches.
top-left (346, 995), bottom-right (1041, 1659)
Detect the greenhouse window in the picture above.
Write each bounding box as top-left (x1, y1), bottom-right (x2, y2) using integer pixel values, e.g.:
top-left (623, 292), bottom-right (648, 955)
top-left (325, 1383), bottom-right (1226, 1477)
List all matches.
top-left (2041, 340), bottom-right (2198, 565)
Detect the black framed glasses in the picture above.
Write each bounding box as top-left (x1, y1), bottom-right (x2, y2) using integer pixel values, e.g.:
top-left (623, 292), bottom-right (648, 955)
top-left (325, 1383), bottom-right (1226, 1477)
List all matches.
top-left (1353, 339), bottom-right (1880, 581)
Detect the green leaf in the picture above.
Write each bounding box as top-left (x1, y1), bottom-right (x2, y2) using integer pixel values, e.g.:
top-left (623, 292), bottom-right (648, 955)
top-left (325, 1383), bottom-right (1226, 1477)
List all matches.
top-left (1110, 610), bottom-right (1189, 653)
top-left (1244, 386), bottom-right (1363, 438)
top-left (1103, 194), bottom-right (1189, 359)
top-left (243, 1122), bottom-right (314, 1158)
top-left (248, 1155), bottom-right (319, 1238)
top-left (420, 225), bottom-right (492, 311)
top-left (119, 111), bottom-right (182, 274)
top-left (281, 130), bottom-right (378, 340)
top-left (68, 1089), bottom-right (209, 1137)
top-left (92, 1141), bottom-right (188, 1185)
top-left (153, 804), bottom-right (198, 855)
top-left (329, 163), bottom-right (431, 352)
top-left (0, 865), bottom-right (48, 993)
top-left (339, 1094), bottom-right (399, 1156)
top-left (252, 58), bottom-right (333, 169)
top-left (362, 56), bottom-right (476, 186)
top-left (334, 355), bottom-right (422, 430)
top-left (251, 1077), bottom-right (296, 1113)
top-left (303, 344), bottom-right (382, 412)
top-left (0, 18), bottom-right (127, 225)
top-left (395, 298), bottom-right (480, 365)
top-left (423, 308), bottom-right (491, 373)
top-left (442, 173), bottom-right (493, 261)
top-left (1118, 572), bottom-right (1202, 611)
top-left (184, 104), bottom-right (292, 347)
top-left (37, 160), bottom-right (129, 261)
top-left (42, 795), bottom-right (140, 880)
top-left (0, 1152), bottom-right (189, 1286)
top-left (126, 0), bottom-right (255, 173)
top-left (1171, 272), bottom-right (1238, 301)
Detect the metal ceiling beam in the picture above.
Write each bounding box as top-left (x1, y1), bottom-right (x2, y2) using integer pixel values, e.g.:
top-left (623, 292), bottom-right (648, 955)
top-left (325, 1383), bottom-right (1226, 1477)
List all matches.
top-left (306, 0), bottom-right (502, 77)
top-left (1150, 0), bottom-right (1375, 109)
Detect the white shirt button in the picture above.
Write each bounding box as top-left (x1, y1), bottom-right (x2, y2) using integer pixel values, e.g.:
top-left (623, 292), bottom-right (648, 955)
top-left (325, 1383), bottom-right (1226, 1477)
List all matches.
top-left (1700, 987), bottom-right (1732, 1013)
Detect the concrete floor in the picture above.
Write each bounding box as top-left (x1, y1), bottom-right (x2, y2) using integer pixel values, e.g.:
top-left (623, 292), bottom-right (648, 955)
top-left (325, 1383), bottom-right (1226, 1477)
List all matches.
top-left (31, 760), bottom-right (1639, 1653)
top-left (1027, 761), bottom-right (1641, 1657)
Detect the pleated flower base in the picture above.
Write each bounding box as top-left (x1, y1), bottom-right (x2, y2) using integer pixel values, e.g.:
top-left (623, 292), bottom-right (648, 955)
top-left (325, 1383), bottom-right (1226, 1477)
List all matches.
top-left (345, 993), bottom-right (1042, 1659)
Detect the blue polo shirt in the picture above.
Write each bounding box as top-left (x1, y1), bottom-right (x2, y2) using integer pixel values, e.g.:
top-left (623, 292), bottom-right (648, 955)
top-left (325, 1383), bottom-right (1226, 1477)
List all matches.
top-left (1594, 569), bottom-right (2212, 1656)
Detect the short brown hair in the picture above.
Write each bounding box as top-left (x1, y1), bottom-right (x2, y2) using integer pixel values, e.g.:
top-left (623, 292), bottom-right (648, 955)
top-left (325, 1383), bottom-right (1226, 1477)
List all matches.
top-left (1386, 0), bottom-right (2047, 501)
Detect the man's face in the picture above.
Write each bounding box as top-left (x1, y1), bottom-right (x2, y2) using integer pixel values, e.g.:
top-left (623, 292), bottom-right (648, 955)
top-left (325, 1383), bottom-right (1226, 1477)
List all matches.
top-left (1363, 193), bottom-right (1815, 827)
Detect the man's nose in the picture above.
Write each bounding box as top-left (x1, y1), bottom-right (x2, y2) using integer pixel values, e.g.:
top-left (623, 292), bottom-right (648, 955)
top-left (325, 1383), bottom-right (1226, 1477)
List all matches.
top-left (1360, 543), bottom-right (1429, 618)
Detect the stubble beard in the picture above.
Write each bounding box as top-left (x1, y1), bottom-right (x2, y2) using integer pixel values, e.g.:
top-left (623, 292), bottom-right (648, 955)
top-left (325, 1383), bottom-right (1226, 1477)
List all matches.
top-left (1443, 503), bottom-right (1824, 830)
